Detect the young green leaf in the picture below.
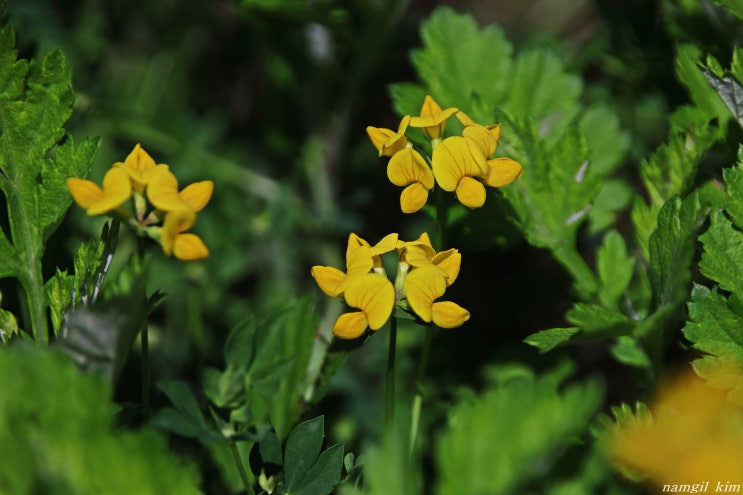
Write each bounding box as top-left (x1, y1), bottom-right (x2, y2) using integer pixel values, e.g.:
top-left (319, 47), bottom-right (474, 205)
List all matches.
top-left (523, 327), bottom-right (581, 353)
top-left (699, 209), bottom-right (743, 294)
top-left (648, 194), bottom-right (703, 310)
top-left (283, 416), bottom-right (325, 491)
top-left (597, 230), bottom-right (635, 309)
top-left (683, 284), bottom-right (743, 402)
top-left (292, 443), bottom-right (344, 495)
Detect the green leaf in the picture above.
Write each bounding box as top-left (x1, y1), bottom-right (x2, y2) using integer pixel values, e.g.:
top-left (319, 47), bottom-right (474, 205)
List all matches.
top-left (566, 303), bottom-right (636, 337)
top-left (648, 194), bottom-right (703, 310)
top-left (596, 230), bottom-right (635, 309)
top-left (410, 6), bottom-right (513, 117)
top-left (0, 345), bottom-right (201, 494)
top-left (435, 366), bottom-right (603, 495)
top-left (523, 327), bottom-right (580, 353)
top-left (283, 416), bottom-right (325, 491)
top-left (293, 443), bottom-right (344, 495)
top-left (699, 209), bottom-right (743, 294)
top-left (721, 166), bottom-right (743, 228)
top-left (702, 66), bottom-right (743, 130)
top-left (0, 308), bottom-right (20, 342)
top-left (683, 284), bottom-right (743, 402)
top-left (674, 44), bottom-right (731, 129)
top-left (156, 380), bottom-right (208, 432)
top-left (0, 25), bottom-right (97, 341)
top-left (712, 0), bottom-right (743, 20)
top-left (610, 336), bottom-right (651, 369)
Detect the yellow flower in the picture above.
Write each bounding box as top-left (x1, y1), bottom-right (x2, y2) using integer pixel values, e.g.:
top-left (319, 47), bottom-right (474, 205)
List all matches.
top-left (311, 233), bottom-right (398, 297)
top-left (332, 273), bottom-right (395, 339)
top-left (113, 143), bottom-right (170, 193)
top-left (403, 267), bottom-right (469, 328)
top-left (432, 136), bottom-right (489, 209)
top-left (397, 232), bottom-right (460, 285)
top-left (160, 208), bottom-right (209, 261)
top-left (66, 167), bottom-right (132, 216)
top-left (408, 95), bottom-right (458, 141)
top-left (366, 116), bottom-right (411, 157)
top-left (146, 167), bottom-right (214, 213)
top-left (457, 111), bottom-right (523, 189)
top-left (387, 148), bottom-right (435, 213)
top-left (608, 367), bottom-right (743, 487)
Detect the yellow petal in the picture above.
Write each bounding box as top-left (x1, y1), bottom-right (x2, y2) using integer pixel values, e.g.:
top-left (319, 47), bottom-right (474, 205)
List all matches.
top-left (432, 136), bottom-right (482, 192)
top-left (387, 148), bottom-right (434, 188)
top-left (161, 209), bottom-right (196, 255)
top-left (80, 168), bottom-right (132, 215)
top-left (372, 233), bottom-right (400, 255)
top-left (455, 111), bottom-right (476, 127)
top-left (311, 266), bottom-right (346, 297)
top-left (400, 183), bottom-right (429, 213)
top-left (463, 125), bottom-right (498, 159)
top-left (431, 301), bottom-right (470, 328)
top-left (483, 157), bottom-right (523, 187)
top-left (180, 180), bottom-right (214, 212)
top-left (404, 267), bottom-right (446, 323)
top-left (379, 116), bottom-right (411, 157)
top-left (66, 178), bottom-right (104, 210)
top-left (173, 233), bottom-right (209, 260)
top-left (456, 176), bottom-right (486, 209)
top-left (418, 95), bottom-right (443, 118)
top-left (344, 273), bottom-right (394, 330)
top-left (147, 168), bottom-right (188, 212)
top-left (123, 143), bottom-right (157, 171)
top-left (366, 126), bottom-right (396, 153)
top-left (333, 311), bottom-right (369, 339)
top-left (346, 232), bottom-right (371, 259)
top-left (431, 249), bottom-right (461, 285)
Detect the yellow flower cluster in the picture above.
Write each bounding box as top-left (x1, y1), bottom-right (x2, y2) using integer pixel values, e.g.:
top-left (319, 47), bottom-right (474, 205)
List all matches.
top-left (66, 144), bottom-right (213, 261)
top-left (311, 232), bottom-right (469, 339)
top-left (366, 95), bottom-right (523, 213)
top-left (608, 366), bottom-right (743, 487)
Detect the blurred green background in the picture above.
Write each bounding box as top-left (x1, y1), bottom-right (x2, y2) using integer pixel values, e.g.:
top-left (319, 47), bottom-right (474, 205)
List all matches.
top-left (2, 0), bottom-right (734, 475)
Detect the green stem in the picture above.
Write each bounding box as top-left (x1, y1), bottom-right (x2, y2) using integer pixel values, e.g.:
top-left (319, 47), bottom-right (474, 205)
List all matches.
top-left (229, 440), bottom-right (255, 495)
top-left (409, 326), bottom-right (434, 455)
top-left (136, 236), bottom-right (150, 421)
top-left (385, 314), bottom-right (398, 431)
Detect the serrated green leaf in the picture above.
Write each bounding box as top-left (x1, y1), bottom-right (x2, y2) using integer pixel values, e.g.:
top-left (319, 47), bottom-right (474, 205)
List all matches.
top-left (410, 6), bottom-right (513, 118)
top-left (597, 231), bottom-right (635, 309)
top-left (699, 209), bottom-right (743, 294)
top-left (648, 194), bottom-right (702, 309)
top-left (683, 284), bottom-right (743, 402)
top-left (566, 303), bottom-right (636, 337)
top-left (284, 416), bottom-right (325, 491)
top-left (0, 25), bottom-right (97, 341)
top-left (293, 443), bottom-right (344, 495)
top-left (436, 367), bottom-right (602, 495)
top-left (721, 166), bottom-right (743, 228)
top-left (505, 47), bottom-right (581, 130)
top-left (45, 268), bottom-right (74, 333)
top-left (0, 308), bottom-right (20, 343)
top-left (523, 327), bottom-right (580, 353)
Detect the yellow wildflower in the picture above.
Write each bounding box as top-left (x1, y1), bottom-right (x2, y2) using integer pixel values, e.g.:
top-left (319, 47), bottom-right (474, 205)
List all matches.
top-left (67, 144), bottom-right (212, 261)
top-left (66, 167), bottom-right (132, 216)
top-left (333, 273), bottom-right (395, 339)
top-left (408, 95), bottom-right (458, 142)
top-left (112, 143), bottom-right (170, 193)
top-left (432, 136), bottom-right (489, 209)
top-left (366, 115), bottom-right (411, 157)
top-left (608, 366), bottom-right (743, 488)
top-left (386, 148), bottom-right (435, 213)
